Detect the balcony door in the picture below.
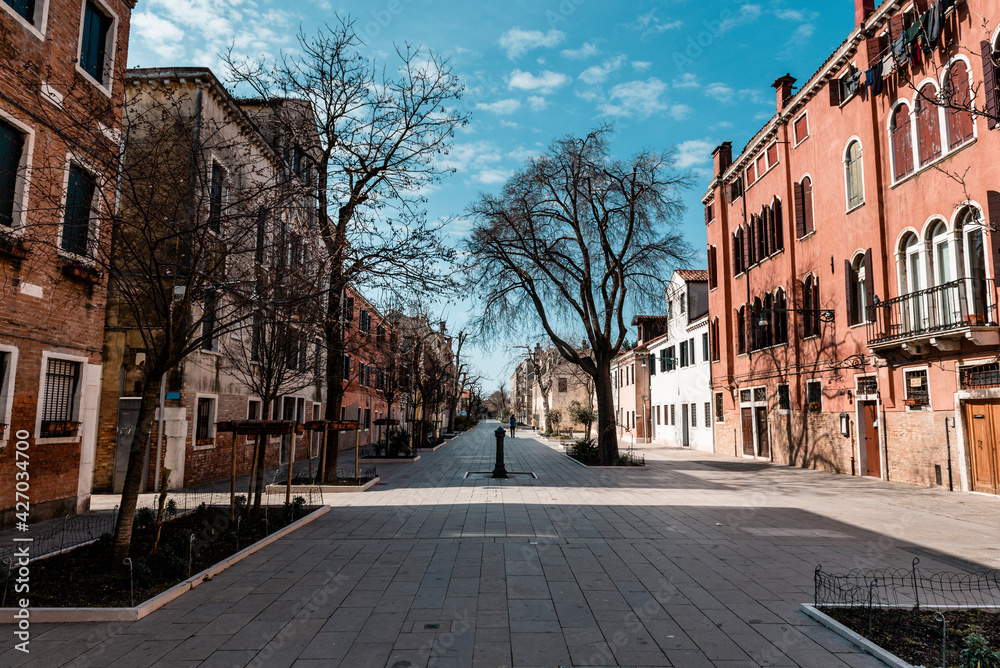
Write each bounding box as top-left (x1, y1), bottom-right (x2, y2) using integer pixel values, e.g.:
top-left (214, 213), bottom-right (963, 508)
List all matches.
top-left (901, 233), bottom-right (924, 334)
top-left (930, 221), bottom-right (956, 328)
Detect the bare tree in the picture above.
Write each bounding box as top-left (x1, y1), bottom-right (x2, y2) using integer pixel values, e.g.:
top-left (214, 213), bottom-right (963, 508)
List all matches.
top-left (486, 383), bottom-right (511, 419)
top-left (225, 18), bottom-right (466, 481)
top-left (463, 127), bottom-right (693, 465)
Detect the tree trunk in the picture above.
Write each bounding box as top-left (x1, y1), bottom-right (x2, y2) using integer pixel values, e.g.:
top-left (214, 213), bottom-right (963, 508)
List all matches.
top-left (110, 373), bottom-right (163, 571)
top-left (593, 362), bottom-right (619, 465)
top-left (322, 282), bottom-right (345, 483)
top-left (251, 408), bottom-right (269, 513)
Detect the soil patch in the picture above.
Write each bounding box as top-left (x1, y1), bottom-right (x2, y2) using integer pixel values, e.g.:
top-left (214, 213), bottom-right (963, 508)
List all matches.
top-left (567, 453), bottom-right (644, 467)
top-left (821, 607), bottom-right (1000, 667)
top-left (24, 503), bottom-right (314, 608)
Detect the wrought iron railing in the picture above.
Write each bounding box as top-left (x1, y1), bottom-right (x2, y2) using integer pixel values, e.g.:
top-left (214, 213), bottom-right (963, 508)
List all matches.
top-left (867, 278), bottom-right (997, 345)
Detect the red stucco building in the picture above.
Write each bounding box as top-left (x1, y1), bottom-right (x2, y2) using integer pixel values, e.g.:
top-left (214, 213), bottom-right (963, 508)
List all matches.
top-left (705, 0), bottom-right (1000, 493)
top-left (0, 0), bottom-right (136, 523)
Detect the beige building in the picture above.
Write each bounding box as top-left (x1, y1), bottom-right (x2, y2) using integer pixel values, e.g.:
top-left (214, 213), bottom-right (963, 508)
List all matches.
top-left (513, 345), bottom-right (595, 433)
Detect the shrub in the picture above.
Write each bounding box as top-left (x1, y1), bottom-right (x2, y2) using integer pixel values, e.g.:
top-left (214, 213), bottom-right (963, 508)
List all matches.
top-left (962, 632), bottom-right (1000, 668)
top-left (546, 409), bottom-right (562, 431)
top-left (387, 428), bottom-right (410, 456)
top-left (572, 438), bottom-right (598, 460)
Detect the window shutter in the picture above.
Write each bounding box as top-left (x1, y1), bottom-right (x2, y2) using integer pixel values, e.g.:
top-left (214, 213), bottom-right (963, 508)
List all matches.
top-left (774, 200), bottom-right (784, 250)
top-left (794, 181), bottom-right (805, 238)
top-left (743, 223), bottom-right (751, 267)
top-left (988, 190), bottom-right (1000, 228)
top-left (866, 36), bottom-right (881, 65)
top-left (863, 248), bottom-right (875, 321)
top-left (889, 14), bottom-right (904, 41)
top-left (732, 233), bottom-right (740, 275)
top-left (982, 41), bottom-right (998, 130)
top-left (0, 122), bottom-right (24, 228)
top-left (844, 260), bottom-right (856, 325)
top-left (829, 78), bottom-right (841, 106)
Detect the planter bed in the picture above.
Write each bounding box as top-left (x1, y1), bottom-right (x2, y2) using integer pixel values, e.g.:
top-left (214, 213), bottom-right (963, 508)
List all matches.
top-left (416, 442), bottom-right (445, 452)
top-left (0, 505), bottom-right (329, 622)
top-left (266, 477), bottom-right (379, 494)
top-left (565, 453), bottom-right (646, 468)
top-left (802, 604), bottom-right (1000, 667)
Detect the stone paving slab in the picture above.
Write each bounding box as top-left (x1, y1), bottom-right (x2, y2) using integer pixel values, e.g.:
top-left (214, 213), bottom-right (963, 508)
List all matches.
top-left (4, 422), bottom-right (999, 667)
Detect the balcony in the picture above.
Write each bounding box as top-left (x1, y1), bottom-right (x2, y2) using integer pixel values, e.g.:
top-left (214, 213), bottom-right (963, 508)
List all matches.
top-left (867, 278), bottom-right (999, 355)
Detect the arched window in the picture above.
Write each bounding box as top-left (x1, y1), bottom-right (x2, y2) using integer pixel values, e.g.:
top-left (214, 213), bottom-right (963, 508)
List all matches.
top-left (845, 141), bottom-right (864, 209)
top-left (737, 306), bottom-right (746, 354)
top-left (758, 207), bottom-right (769, 259)
top-left (732, 228), bottom-right (743, 276)
top-left (928, 220), bottom-right (957, 327)
top-left (845, 251), bottom-right (872, 326)
top-left (772, 199), bottom-right (784, 252)
top-left (945, 61), bottom-right (975, 149)
top-left (795, 176), bottom-right (814, 237)
top-left (762, 292), bottom-right (774, 349)
top-left (751, 297), bottom-right (763, 351)
top-left (711, 317), bottom-right (721, 361)
top-left (956, 207), bottom-right (988, 320)
top-left (747, 218), bottom-right (757, 265)
top-left (803, 274), bottom-right (820, 337)
top-left (916, 84), bottom-right (942, 165)
top-left (891, 103), bottom-right (914, 180)
top-left (774, 288), bottom-right (788, 344)
top-left (898, 232), bottom-right (923, 333)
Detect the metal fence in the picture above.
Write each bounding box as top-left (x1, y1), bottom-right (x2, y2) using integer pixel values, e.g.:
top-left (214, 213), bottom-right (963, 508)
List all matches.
top-left (815, 558), bottom-right (1000, 610)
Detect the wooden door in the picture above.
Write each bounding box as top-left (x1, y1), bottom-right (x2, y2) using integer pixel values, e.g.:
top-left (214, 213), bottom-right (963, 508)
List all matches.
top-left (862, 402), bottom-right (881, 477)
top-left (965, 401), bottom-right (1000, 494)
top-left (755, 407), bottom-right (770, 459)
top-left (741, 408), bottom-right (754, 456)
top-left (682, 404), bottom-right (690, 447)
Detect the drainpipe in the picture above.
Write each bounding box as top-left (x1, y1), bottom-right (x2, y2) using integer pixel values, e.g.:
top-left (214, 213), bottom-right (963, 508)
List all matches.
top-left (944, 416), bottom-right (953, 491)
top-left (153, 372), bottom-right (167, 492)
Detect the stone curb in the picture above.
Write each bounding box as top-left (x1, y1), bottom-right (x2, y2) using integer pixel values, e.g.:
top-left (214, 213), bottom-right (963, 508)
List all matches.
top-left (416, 443), bottom-right (445, 452)
top-left (562, 453), bottom-right (649, 470)
top-left (265, 478), bottom-right (379, 494)
top-left (799, 604), bottom-right (913, 668)
top-left (359, 456), bottom-right (421, 464)
top-left (0, 505), bottom-right (331, 624)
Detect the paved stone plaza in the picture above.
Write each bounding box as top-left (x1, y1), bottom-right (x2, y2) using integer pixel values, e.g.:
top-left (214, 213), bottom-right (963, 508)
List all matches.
top-left (5, 422), bottom-right (1000, 667)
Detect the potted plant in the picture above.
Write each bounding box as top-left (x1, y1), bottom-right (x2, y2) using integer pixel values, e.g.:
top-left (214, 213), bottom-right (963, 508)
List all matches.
top-left (41, 420), bottom-right (80, 436)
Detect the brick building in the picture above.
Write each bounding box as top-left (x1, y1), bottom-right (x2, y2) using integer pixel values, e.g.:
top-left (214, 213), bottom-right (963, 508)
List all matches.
top-left (611, 316), bottom-right (668, 443)
top-left (704, 0), bottom-right (1000, 493)
top-left (93, 67), bottom-right (327, 492)
top-left (0, 0), bottom-right (135, 523)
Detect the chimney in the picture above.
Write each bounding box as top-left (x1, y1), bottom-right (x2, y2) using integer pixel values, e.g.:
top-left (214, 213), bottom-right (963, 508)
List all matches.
top-left (855, 0), bottom-right (875, 26)
top-left (772, 74), bottom-right (796, 111)
top-left (712, 142), bottom-right (733, 177)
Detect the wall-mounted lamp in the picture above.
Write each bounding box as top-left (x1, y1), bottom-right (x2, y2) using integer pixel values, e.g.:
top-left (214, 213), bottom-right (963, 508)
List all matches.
top-left (839, 412), bottom-right (850, 437)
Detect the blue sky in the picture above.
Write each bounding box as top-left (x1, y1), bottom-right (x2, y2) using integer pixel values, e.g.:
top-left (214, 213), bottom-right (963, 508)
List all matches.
top-left (127, 0), bottom-right (873, 390)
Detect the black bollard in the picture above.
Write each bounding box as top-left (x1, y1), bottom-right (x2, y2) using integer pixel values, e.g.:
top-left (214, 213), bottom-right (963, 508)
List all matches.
top-left (492, 426), bottom-right (508, 479)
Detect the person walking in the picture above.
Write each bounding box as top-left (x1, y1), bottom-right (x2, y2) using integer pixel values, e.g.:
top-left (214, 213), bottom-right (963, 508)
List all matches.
top-left (508, 414), bottom-right (516, 438)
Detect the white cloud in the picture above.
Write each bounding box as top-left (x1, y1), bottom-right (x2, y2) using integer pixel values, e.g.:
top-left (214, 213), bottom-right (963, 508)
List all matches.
top-left (633, 9), bottom-right (683, 36)
top-left (475, 99), bottom-right (523, 115)
top-left (507, 69), bottom-right (570, 94)
top-left (631, 61), bottom-right (652, 71)
top-left (672, 73), bottom-right (700, 89)
top-left (438, 141), bottom-right (503, 173)
top-left (598, 78), bottom-right (681, 119)
top-left (498, 28), bottom-right (565, 60)
top-left (475, 168), bottom-right (512, 184)
top-left (720, 5), bottom-right (763, 33)
top-left (579, 55), bottom-right (626, 85)
top-left (527, 96), bottom-right (549, 112)
top-left (706, 83), bottom-right (735, 104)
top-left (562, 42), bottom-right (598, 59)
top-left (785, 23), bottom-right (816, 51)
top-left (131, 11), bottom-right (186, 60)
top-left (675, 139), bottom-right (716, 169)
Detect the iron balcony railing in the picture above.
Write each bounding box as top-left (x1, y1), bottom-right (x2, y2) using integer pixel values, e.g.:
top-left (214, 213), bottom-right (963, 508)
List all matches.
top-left (867, 278), bottom-right (997, 346)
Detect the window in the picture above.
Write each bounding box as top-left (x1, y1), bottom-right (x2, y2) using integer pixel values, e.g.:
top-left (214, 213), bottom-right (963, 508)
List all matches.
top-left (360, 309), bottom-right (371, 333)
top-left (667, 300), bottom-right (673, 320)
top-left (648, 353), bottom-right (656, 377)
top-left (691, 405), bottom-right (697, 428)
top-left (891, 104), bottom-right (914, 180)
top-left (984, 41), bottom-right (999, 131)
top-left (246, 398), bottom-right (261, 442)
top-left (41, 358), bottom-right (80, 436)
top-left (945, 61), bottom-right (975, 149)
top-left (793, 113), bottom-right (809, 145)
top-left (688, 338), bottom-right (695, 365)
top-left (803, 275), bottom-right (821, 338)
top-left (558, 377), bottom-right (568, 392)
top-left (845, 141), bottom-right (864, 209)
top-left (708, 245), bottom-right (718, 289)
top-left (195, 397), bottom-right (215, 443)
top-left (679, 341), bottom-right (688, 368)
top-left (3, 0), bottom-right (41, 26)
top-left (957, 207), bottom-right (989, 320)
top-left (79, 1), bottom-right (113, 84)
top-left (209, 162), bottom-right (224, 233)
top-left (905, 369), bottom-right (929, 409)
top-left (916, 84), bottom-right (942, 166)
top-left (200, 295), bottom-right (217, 351)
top-left (343, 296), bottom-right (354, 322)
top-left (250, 312), bottom-right (262, 362)
top-left (730, 177), bottom-right (743, 202)
top-left (806, 380), bottom-right (822, 413)
top-left (794, 176), bottom-right (814, 238)
top-left (773, 288), bottom-right (788, 345)
top-left (0, 118), bottom-right (25, 228)
top-left (766, 142), bottom-right (778, 168)
top-left (714, 392), bottom-right (724, 423)
top-left (770, 200), bottom-right (783, 253)
top-left (737, 306), bottom-right (746, 354)
top-left (342, 354), bottom-right (351, 381)
top-left (846, 250), bottom-right (873, 326)
top-left (666, 346), bottom-right (676, 371)
top-left (670, 404), bottom-right (676, 426)
top-left (364, 407), bottom-right (371, 430)
top-left (704, 402), bottom-right (711, 428)
top-left (733, 227), bottom-right (744, 275)
top-left (777, 384), bottom-right (790, 410)
top-left (756, 154), bottom-right (766, 179)
top-left (746, 161), bottom-right (756, 186)
top-left (656, 405), bottom-right (661, 425)
top-left (62, 163), bottom-right (96, 256)
top-left (705, 203), bottom-right (714, 224)
top-left (702, 333), bottom-right (709, 362)
top-left (376, 325), bottom-right (385, 343)
top-left (710, 317), bottom-right (721, 361)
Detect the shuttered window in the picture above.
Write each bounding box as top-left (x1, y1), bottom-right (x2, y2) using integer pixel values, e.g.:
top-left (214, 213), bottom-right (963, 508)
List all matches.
top-left (982, 41), bottom-right (998, 131)
top-left (41, 359), bottom-right (80, 434)
top-left (0, 119), bottom-right (24, 228)
top-left (916, 85), bottom-right (942, 166)
top-left (772, 199), bottom-right (783, 251)
top-left (845, 141), bottom-right (864, 209)
top-left (708, 245), bottom-right (717, 289)
top-left (795, 177), bottom-right (814, 238)
top-left (946, 62), bottom-right (975, 149)
top-left (62, 164), bottom-right (95, 256)
top-left (793, 114), bottom-right (809, 144)
top-left (737, 307), bottom-right (746, 354)
top-left (208, 162), bottom-right (223, 233)
top-left (4, 0), bottom-right (36, 23)
top-left (80, 1), bottom-right (112, 83)
top-left (891, 104), bottom-right (914, 180)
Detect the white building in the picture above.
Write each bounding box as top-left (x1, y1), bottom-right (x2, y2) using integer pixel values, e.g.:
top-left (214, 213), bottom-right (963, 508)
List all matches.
top-left (647, 270), bottom-right (714, 451)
